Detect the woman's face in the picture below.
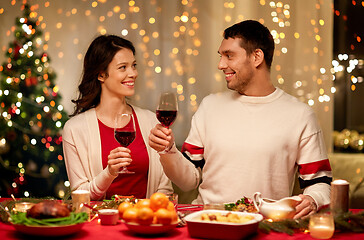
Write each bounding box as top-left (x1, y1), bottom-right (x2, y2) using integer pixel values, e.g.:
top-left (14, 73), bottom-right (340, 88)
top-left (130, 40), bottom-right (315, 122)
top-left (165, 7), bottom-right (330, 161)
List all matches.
top-left (99, 48), bottom-right (138, 98)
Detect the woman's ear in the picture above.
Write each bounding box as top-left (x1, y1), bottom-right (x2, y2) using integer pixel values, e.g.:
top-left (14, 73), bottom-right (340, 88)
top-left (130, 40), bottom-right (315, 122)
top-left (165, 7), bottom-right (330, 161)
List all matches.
top-left (253, 49), bottom-right (264, 68)
top-left (98, 72), bottom-right (106, 82)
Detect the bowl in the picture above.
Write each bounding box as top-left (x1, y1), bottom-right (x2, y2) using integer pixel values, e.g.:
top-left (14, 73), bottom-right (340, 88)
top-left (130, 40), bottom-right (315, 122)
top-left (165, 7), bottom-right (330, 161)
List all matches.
top-left (98, 209), bottom-right (119, 225)
top-left (184, 210), bottom-right (263, 240)
top-left (123, 221), bottom-right (178, 235)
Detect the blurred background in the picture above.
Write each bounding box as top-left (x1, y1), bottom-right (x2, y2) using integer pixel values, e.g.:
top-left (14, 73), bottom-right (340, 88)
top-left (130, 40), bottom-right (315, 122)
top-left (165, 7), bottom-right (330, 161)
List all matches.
top-left (0, 0), bottom-right (363, 205)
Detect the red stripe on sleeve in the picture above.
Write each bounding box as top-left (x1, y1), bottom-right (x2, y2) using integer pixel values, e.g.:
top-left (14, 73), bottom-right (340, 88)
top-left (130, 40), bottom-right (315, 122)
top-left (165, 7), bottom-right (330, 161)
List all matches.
top-left (181, 142), bottom-right (204, 155)
top-left (298, 159), bottom-right (332, 175)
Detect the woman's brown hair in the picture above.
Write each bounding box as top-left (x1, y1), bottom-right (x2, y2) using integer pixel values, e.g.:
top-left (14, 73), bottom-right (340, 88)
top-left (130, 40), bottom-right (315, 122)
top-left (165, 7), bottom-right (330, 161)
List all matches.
top-left (71, 35), bottom-right (135, 116)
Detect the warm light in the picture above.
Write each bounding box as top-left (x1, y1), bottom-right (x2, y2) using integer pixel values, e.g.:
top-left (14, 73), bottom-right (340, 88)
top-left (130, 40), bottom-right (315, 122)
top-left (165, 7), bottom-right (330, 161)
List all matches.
top-left (149, 17), bottom-right (155, 24)
top-left (153, 49), bottom-right (160, 56)
top-left (181, 15), bottom-right (188, 22)
top-left (121, 29), bottom-right (128, 36)
top-left (155, 66), bottom-right (162, 73)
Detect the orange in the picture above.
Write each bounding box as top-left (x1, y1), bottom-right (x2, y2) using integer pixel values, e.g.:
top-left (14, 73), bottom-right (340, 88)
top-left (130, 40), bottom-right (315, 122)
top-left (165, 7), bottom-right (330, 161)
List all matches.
top-left (171, 210), bottom-right (178, 223)
top-left (166, 201), bottom-right (175, 211)
top-left (135, 199), bottom-right (151, 209)
top-left (155, 208), bottom-right (173, 225)
top-left (122, 207), bottom-right (139, 223)
top-left (118, 201), bottom-right (133, 218)
top-left (137, 207), bottom-right (154, 225)
top-left (150, 192), bottom-right (169, 211)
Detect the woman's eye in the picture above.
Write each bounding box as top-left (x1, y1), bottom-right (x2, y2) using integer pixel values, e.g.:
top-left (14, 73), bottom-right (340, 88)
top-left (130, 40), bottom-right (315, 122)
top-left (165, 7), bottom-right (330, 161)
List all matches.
top-left (119, 66), bottom-right (126, 70)
top-left (132, 63), bottom-right (137, 68)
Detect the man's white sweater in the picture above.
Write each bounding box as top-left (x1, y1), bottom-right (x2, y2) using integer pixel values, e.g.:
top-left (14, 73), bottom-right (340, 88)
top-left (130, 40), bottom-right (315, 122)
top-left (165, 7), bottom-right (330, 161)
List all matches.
top-left (160, 88), bottom-right (331, 208)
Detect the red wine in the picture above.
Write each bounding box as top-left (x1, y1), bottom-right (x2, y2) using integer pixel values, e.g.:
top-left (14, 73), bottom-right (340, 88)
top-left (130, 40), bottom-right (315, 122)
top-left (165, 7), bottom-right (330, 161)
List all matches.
top-left (156, 110), bottom-right (177, 127)
top-left (114, 131), bottom-right (136, 147)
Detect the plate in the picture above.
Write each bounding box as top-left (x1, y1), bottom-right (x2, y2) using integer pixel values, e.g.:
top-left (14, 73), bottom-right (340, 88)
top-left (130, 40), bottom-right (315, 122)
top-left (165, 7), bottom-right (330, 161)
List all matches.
top-left (124, 221), bottom-right (178, 235)
top-left (185, 210), bottom-right (263, 240)
top-left (12, 222), bottom-right (85, 237)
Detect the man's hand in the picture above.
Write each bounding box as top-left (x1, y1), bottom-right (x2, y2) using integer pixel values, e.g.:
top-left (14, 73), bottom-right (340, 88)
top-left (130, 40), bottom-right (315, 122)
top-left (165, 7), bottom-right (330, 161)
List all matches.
top-left (149, 124), bottom-right (175, 153)
top-left (294, 194), bottom-right (317, 219)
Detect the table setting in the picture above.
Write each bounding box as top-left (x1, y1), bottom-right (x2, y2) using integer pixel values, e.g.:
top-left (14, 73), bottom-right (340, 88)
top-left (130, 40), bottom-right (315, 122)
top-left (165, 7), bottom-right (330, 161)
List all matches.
top-left (1, 181), bottom-right (364, 240)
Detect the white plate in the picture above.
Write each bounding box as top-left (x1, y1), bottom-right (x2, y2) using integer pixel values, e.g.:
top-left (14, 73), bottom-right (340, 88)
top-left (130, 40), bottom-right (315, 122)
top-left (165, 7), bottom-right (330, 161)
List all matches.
top-left (12, 222), bottom-right (85, 237)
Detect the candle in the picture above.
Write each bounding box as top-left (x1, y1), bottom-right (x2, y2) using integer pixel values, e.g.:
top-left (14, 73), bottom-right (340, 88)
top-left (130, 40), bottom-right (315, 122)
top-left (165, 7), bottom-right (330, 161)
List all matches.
top-left (71, 190), bottom-right (90, 213)
top-left (330, 179), bottom-right (349, 214)
top-left (309, 213), bottom-right (335, 239)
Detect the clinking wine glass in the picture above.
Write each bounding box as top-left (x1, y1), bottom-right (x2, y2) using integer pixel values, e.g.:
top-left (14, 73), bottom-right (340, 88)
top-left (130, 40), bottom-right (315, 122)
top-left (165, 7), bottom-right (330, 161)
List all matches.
top-left (156, 92), bottom-right (178, 153)
top-left (114, 113), bottom-right (136, 174)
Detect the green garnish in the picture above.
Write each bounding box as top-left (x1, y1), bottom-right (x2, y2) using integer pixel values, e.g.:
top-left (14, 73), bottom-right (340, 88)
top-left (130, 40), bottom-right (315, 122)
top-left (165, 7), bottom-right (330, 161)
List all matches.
top-left (10, 212), bottom-right (88, 226)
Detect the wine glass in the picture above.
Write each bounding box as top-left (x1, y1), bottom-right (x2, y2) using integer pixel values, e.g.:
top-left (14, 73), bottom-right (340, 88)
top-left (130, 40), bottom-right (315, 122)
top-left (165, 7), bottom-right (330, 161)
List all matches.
top-left (114, 113), bottom-right (136, 174)
top-left (156, 92), bottom-right (178, 153)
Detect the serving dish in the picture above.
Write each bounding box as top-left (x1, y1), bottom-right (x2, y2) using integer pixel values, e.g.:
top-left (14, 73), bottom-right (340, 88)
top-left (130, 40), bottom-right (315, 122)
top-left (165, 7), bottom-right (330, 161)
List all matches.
top-left (123, 221), bottom-right (178, 235)
top-left (12, 222), bottom-right (85, 237)
top-left (184, 210), bottom-right (263, 240)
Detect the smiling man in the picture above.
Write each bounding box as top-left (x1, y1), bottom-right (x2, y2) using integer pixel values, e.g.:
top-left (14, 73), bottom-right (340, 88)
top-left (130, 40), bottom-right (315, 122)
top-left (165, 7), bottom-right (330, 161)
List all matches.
top-left (149, 20), bottom-right (332, 219)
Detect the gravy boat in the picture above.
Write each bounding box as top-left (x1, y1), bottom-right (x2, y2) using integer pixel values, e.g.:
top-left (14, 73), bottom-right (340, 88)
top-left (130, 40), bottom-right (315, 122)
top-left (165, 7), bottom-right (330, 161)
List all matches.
top-left (253, 192), bottom-right (302, 221)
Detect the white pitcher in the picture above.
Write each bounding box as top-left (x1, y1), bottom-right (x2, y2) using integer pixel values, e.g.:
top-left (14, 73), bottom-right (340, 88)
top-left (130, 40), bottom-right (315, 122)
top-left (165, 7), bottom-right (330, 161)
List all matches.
top-left (253, 192), bottom-right (302, 221)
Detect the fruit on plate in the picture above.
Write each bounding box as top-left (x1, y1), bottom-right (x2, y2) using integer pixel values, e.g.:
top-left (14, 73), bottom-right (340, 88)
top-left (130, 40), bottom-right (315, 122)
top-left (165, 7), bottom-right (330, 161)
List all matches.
top-left (137, 207), bottom-right (154, 225)
top-left (150, 192), bottom-right (169, 211)
top-left (119, 192), bottom-right (177, 225)
top-left (122, 207), bottom-right (139, 223)
top-left (118, 201), bottom-right (133, 218)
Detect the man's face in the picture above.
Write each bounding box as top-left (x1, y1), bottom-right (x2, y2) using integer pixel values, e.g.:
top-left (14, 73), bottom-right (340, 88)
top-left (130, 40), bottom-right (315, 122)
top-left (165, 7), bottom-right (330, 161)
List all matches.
top-left (218, 37), bottom-right (255, 94)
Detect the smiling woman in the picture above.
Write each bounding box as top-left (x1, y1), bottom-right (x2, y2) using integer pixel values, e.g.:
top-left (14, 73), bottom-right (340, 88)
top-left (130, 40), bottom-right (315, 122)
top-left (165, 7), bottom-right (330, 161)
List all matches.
top-left (61, 35), bottom-right (173, 200)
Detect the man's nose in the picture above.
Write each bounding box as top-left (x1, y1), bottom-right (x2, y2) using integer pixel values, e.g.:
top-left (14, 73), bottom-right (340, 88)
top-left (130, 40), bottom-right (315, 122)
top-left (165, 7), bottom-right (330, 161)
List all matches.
top-left (218, 58), bottom-right (227, 70)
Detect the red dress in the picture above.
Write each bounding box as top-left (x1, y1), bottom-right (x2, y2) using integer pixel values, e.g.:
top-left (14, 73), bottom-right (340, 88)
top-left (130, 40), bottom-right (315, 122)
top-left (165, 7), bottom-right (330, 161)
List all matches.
top-left (98, 110), bottom-right (149, 199)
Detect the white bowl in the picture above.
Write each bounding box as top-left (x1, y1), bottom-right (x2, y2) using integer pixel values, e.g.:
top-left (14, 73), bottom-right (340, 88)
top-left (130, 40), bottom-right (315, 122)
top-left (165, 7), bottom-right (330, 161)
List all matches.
top-left (185, 210), bottom-right (263, 240)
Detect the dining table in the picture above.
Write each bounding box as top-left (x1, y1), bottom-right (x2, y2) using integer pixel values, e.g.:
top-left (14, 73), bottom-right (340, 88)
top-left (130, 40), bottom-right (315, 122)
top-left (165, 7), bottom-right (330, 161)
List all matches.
top-left (1, 198), bottom-right (364, 240)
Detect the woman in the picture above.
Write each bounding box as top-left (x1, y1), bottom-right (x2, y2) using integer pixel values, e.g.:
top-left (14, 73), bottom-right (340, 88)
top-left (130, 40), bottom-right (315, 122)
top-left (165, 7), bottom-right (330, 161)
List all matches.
top-left (62, 35), bottom-right (172, 200)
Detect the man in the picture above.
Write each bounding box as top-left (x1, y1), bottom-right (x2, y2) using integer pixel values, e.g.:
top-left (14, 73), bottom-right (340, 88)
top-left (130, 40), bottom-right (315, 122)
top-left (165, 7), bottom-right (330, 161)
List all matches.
top-left (149, 20), bottom-right (332, 219)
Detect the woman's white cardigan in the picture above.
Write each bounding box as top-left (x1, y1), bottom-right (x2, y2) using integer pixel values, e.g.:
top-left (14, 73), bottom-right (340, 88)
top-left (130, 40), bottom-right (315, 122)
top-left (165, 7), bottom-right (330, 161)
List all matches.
top-left (62, 106), bottom-right (173, 200)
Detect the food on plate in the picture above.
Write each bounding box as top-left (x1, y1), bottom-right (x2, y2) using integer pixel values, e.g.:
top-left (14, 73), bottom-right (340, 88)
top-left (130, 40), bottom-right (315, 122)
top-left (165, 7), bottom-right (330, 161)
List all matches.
top-left (120, 192), bottom-right (178, 225)
top-left (137, 207), bottom-right (154, 225)
top-left (224, 196), bottom-right (258, 213)
top-left (118, 201), bottom-right (133, 218)
top-left (135, 199), bottom-right (151, 209)
top-left (150, 192), bottom-right (169, 211)
top-left (122, 207), bottom-right (139, 223)
top-left (26, 201), bottom-right (71, 219)
top-left (198, 212), bottom-right (255, 224)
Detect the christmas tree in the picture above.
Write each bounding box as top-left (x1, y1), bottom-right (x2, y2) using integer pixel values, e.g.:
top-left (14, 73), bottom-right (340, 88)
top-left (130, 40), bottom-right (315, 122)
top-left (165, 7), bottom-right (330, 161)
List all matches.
top-left (0, 4), bottom-right (69, 198)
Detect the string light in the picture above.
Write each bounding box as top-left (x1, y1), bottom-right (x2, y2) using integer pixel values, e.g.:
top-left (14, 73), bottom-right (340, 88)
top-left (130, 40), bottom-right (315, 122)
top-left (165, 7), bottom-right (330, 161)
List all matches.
top-left (1, 0), bottom-right (355, 197)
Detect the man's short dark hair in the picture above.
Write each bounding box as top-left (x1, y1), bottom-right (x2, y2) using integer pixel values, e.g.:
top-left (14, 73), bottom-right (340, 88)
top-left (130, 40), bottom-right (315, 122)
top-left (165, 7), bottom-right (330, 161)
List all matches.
top-left (224, 20), bottom-right (275, 69)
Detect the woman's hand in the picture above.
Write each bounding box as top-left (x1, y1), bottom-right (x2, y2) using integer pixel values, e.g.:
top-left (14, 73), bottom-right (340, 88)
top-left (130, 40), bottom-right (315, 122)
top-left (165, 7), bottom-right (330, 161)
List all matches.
top-left (149, 124), bottom-right (175, 153)
top-left (294, 194), bottom-right (317, 219)
top-left (107, 147), bottom-right (132, 176)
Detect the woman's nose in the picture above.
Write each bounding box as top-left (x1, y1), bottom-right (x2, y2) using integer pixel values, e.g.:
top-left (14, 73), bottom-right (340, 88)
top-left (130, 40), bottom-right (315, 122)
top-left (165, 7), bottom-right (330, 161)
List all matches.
top-left (129, 68), bottom-right (138, 78)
